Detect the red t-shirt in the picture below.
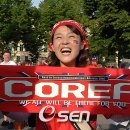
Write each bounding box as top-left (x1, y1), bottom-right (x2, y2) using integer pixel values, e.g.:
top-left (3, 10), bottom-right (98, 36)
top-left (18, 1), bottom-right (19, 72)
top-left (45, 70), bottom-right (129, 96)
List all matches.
top-left (36, 114), bottom-right (97, 130)
top-left (36, 65), bottom-right (97, 130)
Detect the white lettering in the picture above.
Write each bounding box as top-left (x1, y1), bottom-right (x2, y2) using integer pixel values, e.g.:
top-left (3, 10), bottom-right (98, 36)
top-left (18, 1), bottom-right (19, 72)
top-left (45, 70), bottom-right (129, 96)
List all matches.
top-left (88, 84), bottom-right (111, 99)
top-left (4, 80), bottom-right (130, 100)
top-left (35, 82), bottom-right (58, 97)
top-left (39, 106), bottom-right (90, 122)
top-left (114, 83), bottom-right (130, 99)
top-left (62, 83), bottom-right (85, 98)
top-left (39, 106), bottom-right (55, 122)
top-left (57, 111), bottom-right (69, 122)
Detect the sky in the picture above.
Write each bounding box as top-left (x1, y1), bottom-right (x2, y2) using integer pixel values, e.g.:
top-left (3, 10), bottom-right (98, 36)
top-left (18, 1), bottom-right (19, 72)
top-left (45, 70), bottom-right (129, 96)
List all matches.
top-left (31, 0), bottom-right (42, 7)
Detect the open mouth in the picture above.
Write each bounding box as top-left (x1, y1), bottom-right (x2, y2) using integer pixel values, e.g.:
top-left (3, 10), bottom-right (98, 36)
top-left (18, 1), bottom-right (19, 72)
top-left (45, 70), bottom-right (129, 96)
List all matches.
top-left (61, 48), bottom-right (71, 54)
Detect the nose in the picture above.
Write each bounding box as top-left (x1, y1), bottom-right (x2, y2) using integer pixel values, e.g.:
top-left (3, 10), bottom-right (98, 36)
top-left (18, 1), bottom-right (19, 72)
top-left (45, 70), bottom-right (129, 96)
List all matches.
top-left (62, 36), bottom-right (69, 45)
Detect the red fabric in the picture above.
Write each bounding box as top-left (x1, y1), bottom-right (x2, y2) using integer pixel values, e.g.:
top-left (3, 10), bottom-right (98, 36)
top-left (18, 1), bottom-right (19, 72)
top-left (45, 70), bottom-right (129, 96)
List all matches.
top-left (31, 65), bottom-right (97, 129)
top-left (1, 65), bottom-right (130, 129)
top-left (46, 118), bottom-right (75, 130)
top-left (1, 65), bottom-right (130, 115)
top-left (36, 114), bottom-right (97, 130)
top-left (35, 65), bottom-right (108, 130)
top-left (36, 115), bottom-right (45, 130)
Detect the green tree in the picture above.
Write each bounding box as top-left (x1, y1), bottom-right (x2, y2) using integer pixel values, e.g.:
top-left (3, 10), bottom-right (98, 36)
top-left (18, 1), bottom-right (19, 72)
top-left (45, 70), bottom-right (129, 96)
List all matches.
top-left (84, 0), bottom-right (130, 64)
top-left (0, 0), bottom-right (42, 61)
top-left (0, 0), bottom-right (32, 44)
top-left (38, 0), bottom-right (89, 48)
top-left (21, 6), bottom-right (42, 61)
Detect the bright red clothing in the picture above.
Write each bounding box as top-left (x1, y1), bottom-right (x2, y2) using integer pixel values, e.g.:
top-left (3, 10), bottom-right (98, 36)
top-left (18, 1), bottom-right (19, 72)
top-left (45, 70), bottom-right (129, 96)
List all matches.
top-left (36, 114), bottom-right (97, 130)
top-left (35, 65), bottom-right (97, 130)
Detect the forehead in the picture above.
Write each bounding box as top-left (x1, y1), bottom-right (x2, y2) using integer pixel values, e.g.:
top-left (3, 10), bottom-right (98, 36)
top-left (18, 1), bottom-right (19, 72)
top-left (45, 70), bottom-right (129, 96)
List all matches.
top-left (54, 25), bottom-right (73, 34)
top-left (3, 52), bottom-right (10, 56)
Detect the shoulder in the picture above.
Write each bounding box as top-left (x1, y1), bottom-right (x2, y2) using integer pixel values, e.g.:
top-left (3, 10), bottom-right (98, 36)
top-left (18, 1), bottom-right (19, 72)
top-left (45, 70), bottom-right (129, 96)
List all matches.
top-left (0, 62), bottom-right (4, 65)
top-left (9, 61), bottom-right (17, 65)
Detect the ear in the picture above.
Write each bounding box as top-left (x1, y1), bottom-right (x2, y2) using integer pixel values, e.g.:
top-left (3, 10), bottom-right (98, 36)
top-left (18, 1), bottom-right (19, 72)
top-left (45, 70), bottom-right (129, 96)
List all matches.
top-left (80, 40), bottom-right (85, 50)
top-left (48, 42), bottom-right (53, 51)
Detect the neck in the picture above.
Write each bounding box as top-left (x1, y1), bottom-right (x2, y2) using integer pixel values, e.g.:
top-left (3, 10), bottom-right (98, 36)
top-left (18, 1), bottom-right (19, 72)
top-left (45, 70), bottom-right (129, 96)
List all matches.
top-left (4, 61), bottom-right (9, 63)
top-left (60, 62), bottom-right (76, 67)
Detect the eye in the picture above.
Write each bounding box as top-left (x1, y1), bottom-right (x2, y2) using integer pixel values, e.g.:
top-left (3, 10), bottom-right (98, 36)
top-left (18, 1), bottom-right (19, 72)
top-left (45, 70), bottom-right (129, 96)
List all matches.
top-left (56, 36), bottom-right (61, 39)
top-left (54, 35), bottom-right (62, 40)
top-left (69, 35), bottom-right (75, 38)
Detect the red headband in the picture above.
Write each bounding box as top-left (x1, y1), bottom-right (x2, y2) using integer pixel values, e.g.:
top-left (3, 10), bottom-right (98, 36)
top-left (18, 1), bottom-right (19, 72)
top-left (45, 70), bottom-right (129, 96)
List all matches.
top-left (48, 20), bottom-right (89, 51)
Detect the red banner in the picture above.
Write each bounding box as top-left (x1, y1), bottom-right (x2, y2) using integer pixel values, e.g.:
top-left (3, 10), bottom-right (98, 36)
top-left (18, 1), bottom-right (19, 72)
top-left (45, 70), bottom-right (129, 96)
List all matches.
top-left (0, 65), bottom-right (130, 115)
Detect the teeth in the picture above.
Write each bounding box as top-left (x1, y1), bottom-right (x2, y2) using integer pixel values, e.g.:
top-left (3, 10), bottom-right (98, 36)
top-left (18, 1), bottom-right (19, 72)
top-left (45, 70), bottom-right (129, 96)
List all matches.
top-left (62, 50), bottom-right (71, 53)
top-left (61, 48), bottom-right (71, 53)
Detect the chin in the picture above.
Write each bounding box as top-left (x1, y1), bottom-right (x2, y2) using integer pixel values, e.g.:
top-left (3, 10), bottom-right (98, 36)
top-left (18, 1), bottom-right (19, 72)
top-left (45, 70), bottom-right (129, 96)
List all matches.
top-left (61, 61), bottom-right (75, 67)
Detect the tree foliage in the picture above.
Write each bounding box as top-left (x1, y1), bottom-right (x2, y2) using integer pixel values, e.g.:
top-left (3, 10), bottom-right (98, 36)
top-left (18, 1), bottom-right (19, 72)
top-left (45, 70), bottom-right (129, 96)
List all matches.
top-left (38, 0), bottom-right (89, 48)
top-left (0, 0), bottom-right (41, 61)
top-left (0, 0), bottom-right (130, 64)
top-left (84, 0), bottom-right (130, 63)
top-left (0, 0), bottom-right (32, 43)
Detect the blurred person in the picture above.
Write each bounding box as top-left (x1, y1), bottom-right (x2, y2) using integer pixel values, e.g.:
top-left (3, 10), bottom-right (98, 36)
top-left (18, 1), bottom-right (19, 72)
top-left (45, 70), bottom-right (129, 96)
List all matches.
top-left (8, 59), bottom-right (35, 130)
top-left (36, 58), bottom-right (48, 66)
top-left (97, 64), bottom-right (103, 68)
top-left (42, 57), bottom-right (48, 66)
top-left (120, 62), bottom-right (130, 69)
top-left (0, 50), bottom-right (16, 129)
top-left (107, 61), bottom-right (130, 130)
top-left (0, 50), bottom-right (16, 65)
top-left (36, 59), bottom-right (42, 66)
top-left (21, 60), bottom-right (32, 66)
top-left (91, 56), bottom-right (97, 67)
top-left (0, 56), bottom-right (3, 63)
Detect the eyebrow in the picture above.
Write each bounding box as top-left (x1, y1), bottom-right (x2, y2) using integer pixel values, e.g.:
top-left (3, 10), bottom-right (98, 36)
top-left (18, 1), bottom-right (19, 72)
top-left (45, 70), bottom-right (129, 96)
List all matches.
top-left (54, 33), bottom-right (62, 36)
top-left (54, 32), bottom-right (75, 36)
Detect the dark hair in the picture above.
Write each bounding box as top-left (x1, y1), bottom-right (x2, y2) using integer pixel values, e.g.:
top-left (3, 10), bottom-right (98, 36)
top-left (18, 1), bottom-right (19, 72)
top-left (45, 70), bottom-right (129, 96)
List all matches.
top-left (0, 56), bottom-right (3, 60)
top-left (3, 49), bottom-right (11, 55)
top-left (48, 25), bottom-right (89, 67)
top-left (120, 62), bottom-right (130, 68)
top-left (21, 60), bottom-right (32, 66)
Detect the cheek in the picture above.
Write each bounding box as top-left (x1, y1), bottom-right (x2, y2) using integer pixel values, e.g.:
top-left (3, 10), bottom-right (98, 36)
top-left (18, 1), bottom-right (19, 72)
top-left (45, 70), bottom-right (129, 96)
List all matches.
top-left (73, 40), bottom-right (80, 45)
top-left (72, 40), bottom-right (84, 50)
top-left (52, 44), bottom-right (58, 52)
top-left (73, 40), bottom-right (84, 49)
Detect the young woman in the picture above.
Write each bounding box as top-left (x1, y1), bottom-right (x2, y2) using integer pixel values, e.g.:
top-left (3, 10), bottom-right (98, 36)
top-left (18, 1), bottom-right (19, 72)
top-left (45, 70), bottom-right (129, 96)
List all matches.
top-left (36, 20), bottom-right (97, 130)
top-left (5, 20), bottom-right (97, 130)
